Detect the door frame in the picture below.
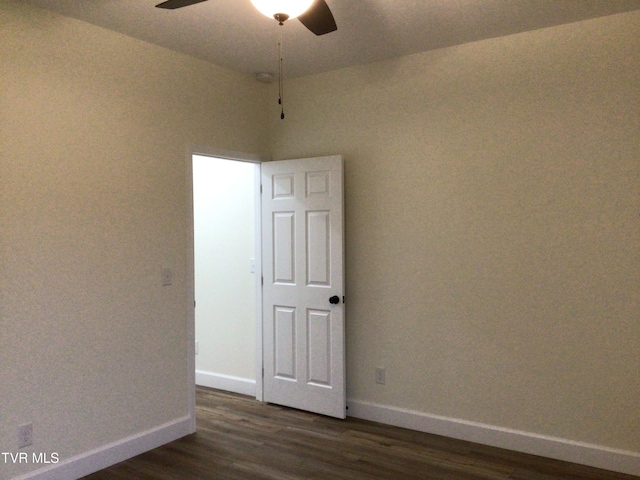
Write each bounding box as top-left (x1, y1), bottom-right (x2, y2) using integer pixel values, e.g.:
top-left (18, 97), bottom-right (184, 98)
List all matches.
top-left (186, 145), bottom-right (267, 428)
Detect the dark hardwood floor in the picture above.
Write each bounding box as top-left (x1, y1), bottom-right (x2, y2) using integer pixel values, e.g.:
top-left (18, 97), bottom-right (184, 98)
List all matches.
top-left (82, 386), bottom-right (638, 480)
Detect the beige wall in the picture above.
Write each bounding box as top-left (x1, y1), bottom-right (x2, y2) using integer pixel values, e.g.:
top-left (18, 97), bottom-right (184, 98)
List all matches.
top-left (269, 11), bottom-right (640, 453)
top-left (0, 2), bottom-right (268, 478)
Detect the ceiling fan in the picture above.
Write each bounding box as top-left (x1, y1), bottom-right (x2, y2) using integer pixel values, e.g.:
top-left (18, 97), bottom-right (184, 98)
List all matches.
top-left (155, 0), bottom-right (337, 36)
top-left (156, 0), bottom-right (336, 119)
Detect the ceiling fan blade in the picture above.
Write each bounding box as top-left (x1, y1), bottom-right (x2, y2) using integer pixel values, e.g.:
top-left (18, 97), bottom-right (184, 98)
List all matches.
top-left (155, 0), bottom-right (208, 9)
top-left (297, 0), bottom-right (337, 36)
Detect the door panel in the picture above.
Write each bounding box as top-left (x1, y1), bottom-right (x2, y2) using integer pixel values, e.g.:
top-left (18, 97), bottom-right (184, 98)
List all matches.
top-left (273, 212), bottom-right (295, 284)
top-left (307, 309), bottom-right (331, 386)
top-left (306, 211), bottom-right (330, 286)
top-left (274, 306), bottom-right (296, 380)
top-left (262, 156), bottom-right (345, 418)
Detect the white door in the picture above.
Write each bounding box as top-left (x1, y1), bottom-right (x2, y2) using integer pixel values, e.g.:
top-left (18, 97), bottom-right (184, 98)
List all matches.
top-left (261, 155), bottom-right (345, 418)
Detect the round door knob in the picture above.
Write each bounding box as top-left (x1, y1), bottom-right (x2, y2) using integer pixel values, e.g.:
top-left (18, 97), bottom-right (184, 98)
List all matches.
top-left (329, 295), bottom-right (340, 305)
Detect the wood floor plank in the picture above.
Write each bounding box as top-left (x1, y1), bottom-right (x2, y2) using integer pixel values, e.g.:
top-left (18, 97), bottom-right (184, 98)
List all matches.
top-left (81, 387), bottom-right (639, 480)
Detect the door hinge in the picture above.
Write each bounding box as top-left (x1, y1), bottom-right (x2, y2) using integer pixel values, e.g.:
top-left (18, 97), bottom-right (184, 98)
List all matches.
top-left (261, 276), bottom-right (264, 286)
top-left (194, 300), bottom-right (196, 308)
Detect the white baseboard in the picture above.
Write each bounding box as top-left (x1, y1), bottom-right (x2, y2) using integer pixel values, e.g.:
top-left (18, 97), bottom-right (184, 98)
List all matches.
top-left (346, 399), bottom-right (640, 477)
top-left (11, 415), bottom-right (193, 480)
top-left (195, 370), bottom-right (256, 397)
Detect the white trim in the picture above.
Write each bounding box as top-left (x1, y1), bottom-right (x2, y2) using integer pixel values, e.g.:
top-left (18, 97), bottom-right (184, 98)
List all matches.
top-left (184, 145), bottom-right (197, 433)
top-left (191, 145), bottom-right (268, 163)
top-left (346, 399), bottom-right (640, 477)
top-left (195, 370), bottom-right (256, 397)
top-left (12, 416), bottom-right (192, 480)
top-left (253, 163), bottom-right (264, 402)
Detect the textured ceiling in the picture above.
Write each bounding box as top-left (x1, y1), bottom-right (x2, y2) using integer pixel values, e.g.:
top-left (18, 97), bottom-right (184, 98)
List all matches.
top-left (19, 0), bottom-right (640, 79)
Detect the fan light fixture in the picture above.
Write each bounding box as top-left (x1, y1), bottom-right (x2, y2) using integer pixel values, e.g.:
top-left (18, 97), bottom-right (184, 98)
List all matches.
top-left (250, 0), bottom-right (314, 24)
top-left (156, 0), bottom-right (336, 120)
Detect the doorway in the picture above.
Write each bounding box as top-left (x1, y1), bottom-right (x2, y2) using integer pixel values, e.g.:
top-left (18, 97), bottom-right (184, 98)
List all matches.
top-left (191, 153), bottom-right (262, 398)
top-left (187, 151), bottom-right (346, 420)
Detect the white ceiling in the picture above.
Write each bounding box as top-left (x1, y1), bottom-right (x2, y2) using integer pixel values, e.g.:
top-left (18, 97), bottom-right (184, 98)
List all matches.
top-left (19, 0), bottom-right (640, 79)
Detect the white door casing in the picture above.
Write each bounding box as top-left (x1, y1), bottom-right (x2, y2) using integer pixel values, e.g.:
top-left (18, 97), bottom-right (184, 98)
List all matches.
top-left (261, 155), bottom-right (345, 418)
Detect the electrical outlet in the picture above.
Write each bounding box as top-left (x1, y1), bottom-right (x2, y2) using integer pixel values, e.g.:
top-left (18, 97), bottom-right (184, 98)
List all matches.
top-left (161, 268), bottom-right (173, 286)
top-left (375, 367), bottom-right (386, 385)
top-left (18, 423), bottom-right (33, 449)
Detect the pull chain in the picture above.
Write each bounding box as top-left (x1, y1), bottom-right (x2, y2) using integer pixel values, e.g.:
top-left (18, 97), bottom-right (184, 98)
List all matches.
top-left (278, 27), bottom-right (284, 119)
